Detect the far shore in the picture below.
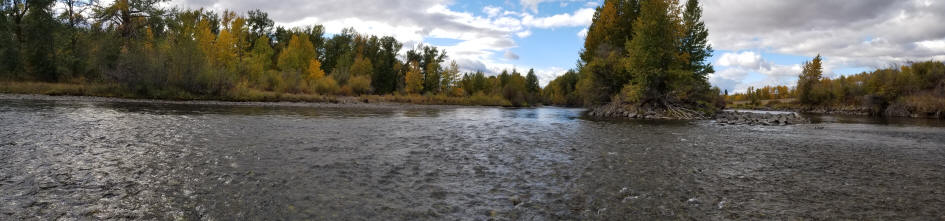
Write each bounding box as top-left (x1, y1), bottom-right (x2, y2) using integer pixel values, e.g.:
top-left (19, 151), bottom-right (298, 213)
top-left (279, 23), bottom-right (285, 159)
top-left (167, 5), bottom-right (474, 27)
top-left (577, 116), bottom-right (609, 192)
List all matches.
top-left (0, 93), bottom-right (506, 110)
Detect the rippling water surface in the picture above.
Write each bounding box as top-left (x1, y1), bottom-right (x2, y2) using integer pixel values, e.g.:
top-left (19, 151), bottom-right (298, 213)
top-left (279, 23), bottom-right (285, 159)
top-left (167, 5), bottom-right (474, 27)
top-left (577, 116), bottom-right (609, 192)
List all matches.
top-left (2, 97), bottom-right (944, 220)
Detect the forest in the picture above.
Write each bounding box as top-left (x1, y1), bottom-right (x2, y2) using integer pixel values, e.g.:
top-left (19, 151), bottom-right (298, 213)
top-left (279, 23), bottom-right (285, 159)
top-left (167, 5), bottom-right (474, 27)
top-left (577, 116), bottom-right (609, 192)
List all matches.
top-left (726, 55), bottom-right (945, 117)
top-left (542, 0), bottom-right (724, 118)
top-left (0, 0), bottom-right (543, 106)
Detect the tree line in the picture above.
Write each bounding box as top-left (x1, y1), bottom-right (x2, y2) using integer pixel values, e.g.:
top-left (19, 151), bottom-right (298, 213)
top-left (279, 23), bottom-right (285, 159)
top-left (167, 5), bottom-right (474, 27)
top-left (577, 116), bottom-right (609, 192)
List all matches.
top-left (0, 0), bottom-right (543, 106)
top-left (542, 0), bottom-right (724, 115)
top-left (726, 55), bottom-right (945, 116)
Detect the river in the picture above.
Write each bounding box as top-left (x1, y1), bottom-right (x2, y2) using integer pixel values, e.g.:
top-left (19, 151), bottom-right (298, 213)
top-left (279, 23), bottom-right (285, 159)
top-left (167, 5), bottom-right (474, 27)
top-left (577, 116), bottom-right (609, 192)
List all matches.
top-left (1, 95), bottom-right (944, 220)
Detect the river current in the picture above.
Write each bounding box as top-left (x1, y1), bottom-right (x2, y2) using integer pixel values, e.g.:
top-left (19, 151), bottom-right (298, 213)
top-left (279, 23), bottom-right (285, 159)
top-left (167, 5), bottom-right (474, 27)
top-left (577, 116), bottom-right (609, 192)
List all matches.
top-left (1, 96), bottom-right (944, 220)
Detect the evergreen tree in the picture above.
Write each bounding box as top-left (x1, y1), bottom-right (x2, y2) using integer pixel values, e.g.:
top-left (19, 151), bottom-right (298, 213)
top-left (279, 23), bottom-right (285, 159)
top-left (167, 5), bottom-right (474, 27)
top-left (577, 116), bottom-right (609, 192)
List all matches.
top-left (526, 68), bottom-right (540, 93)
top-left (680, 0), bottom-right (713, 80)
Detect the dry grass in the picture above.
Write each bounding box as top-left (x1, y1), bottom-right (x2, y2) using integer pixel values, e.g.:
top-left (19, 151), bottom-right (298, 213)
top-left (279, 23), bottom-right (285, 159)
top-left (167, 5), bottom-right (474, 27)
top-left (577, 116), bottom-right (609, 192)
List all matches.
top-left (0, 81), bottom-right (516, 107)
top-left (901, 93), bottom-right (945, 114)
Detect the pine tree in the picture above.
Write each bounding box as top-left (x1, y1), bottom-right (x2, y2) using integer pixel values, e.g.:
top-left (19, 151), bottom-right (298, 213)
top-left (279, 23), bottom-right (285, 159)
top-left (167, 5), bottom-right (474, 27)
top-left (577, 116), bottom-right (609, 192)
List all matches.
top-left (680, 0), bottom-right (714, 80)
top-left (526, 68), bottom-right (540, 93)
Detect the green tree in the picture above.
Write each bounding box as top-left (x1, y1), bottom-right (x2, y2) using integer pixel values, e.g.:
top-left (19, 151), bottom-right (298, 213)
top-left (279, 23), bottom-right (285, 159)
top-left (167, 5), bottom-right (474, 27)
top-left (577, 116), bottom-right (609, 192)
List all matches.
top-left (680, 0), bottom-right (713, 80)
top-left (525, 68), bottom-right (540, 93)
top-left (23, 0), bottom-right (57, 81)
top-left (248, 35), bottom-right (273, 84)
top-left (277, 34), bottom-right (316, 72)
top-left (797, 55), bottom-right (823, 105)
top-left (0, 1), bottom-right (18, 78)
top-left (246, 9), bottom-right (273, 46)
top-left (441, 60), bottom-right (460, 92)
top-left (349, 56), bottom-right (373, 77)
top-left (623, 0), bottom-right (682, 103)
top-left (372, 36), bottom-right (401, 94)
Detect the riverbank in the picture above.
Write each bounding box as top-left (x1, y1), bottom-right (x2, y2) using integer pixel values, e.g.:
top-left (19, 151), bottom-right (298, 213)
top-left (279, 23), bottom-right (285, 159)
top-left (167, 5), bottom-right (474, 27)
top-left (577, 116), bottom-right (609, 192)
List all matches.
top-left (729, 101), bottom-right (945, 119)
top-left (0, 81), bottom-right (515, 108)
top-left (0, 93), bottom-right (474, 110)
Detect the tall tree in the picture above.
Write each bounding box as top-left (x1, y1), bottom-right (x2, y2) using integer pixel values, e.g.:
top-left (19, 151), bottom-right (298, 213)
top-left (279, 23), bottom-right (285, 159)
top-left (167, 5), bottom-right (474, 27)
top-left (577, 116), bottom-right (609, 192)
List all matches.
top-left (0, 1), bottom-right (18, 77)
top-left (441, 60), bottom-right (460, 92)
top-left (246, 9), bottom-right (272, 46)
top-left (96, 0), bottom-right (168, 40)
top-left (680, 0), bottom-right (713, 80)
top-left (58, 0), bottom-right (95, 79)
top-left (580, 0), bottom-right (639, 64)
top-left (797, 54), bottom-right (823, 105)
top-left (624, 0), bottom-right (682, 102)
top-left (24, 0), bottom-right (57, 81)
top-left (525, 68), bottom-right (540, 93)
top-left (405, 61), bottom-right (423, 94)
top-left (372, 36), bottom-right (401, 94)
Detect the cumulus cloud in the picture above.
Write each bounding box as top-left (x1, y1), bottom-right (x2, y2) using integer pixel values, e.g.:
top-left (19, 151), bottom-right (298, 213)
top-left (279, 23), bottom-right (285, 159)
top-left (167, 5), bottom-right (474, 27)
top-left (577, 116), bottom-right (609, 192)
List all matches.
top-left (712, 51), bottom-right (804, 93)
top-left (483, 6), bottom-right (502, 17)
top-left (716, 51), bottom-right (770, 70)
top-left (521, 8), bottom-right (595, 29)
top-left (577, 28), bottom-right (588, 38)
top-left (703, 0), bottom-right (945, 68)
top-left (519, 0), bottom-right (589, 13)
top-left (168, 0), bottom-right (596, 78)
top-left (504, 50), bottom-right (520, 60)
top-left (516, 30), bottom-right (532, 38)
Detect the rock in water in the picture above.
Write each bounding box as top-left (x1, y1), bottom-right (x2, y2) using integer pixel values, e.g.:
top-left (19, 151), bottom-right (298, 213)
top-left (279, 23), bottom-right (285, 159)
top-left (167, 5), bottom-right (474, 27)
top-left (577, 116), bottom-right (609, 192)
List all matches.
top-left (714, 111), bottom-right (809, 126)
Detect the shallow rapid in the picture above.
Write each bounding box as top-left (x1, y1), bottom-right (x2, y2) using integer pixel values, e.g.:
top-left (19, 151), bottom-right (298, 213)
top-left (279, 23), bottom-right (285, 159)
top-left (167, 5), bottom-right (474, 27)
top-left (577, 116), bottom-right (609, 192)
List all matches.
top-left (1, 96), bottom-right (944, 220)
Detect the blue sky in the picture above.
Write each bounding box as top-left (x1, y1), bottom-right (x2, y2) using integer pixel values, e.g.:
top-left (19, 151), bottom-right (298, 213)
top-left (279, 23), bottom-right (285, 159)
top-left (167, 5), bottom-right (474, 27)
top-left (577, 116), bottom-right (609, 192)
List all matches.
top-left (168, 0), bottom-right (945, 92)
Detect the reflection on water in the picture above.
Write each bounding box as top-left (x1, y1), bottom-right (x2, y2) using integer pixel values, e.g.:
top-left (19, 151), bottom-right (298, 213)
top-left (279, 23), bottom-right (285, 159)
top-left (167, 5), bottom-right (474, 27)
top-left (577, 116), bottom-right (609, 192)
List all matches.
top-left (1, 98), bottom-right (944, 220)
top-left (808, 113), bottom-right (945, 127)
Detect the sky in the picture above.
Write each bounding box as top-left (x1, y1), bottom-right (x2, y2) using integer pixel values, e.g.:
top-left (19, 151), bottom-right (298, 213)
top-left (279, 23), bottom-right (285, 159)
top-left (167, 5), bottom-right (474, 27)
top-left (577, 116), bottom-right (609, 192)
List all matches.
top-left (163, 0), bottom-right (945, 92)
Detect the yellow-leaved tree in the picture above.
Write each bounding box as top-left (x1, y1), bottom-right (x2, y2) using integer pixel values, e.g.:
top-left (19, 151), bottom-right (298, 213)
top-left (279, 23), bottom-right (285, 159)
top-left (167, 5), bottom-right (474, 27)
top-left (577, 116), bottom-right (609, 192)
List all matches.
top-left (405, 61), bottom-right (424, 94)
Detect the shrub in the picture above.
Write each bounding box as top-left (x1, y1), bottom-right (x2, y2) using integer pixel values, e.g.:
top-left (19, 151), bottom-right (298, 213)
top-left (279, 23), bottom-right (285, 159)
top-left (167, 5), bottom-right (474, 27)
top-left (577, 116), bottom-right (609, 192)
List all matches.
top-left (348, 75), bottom-right (373, 95)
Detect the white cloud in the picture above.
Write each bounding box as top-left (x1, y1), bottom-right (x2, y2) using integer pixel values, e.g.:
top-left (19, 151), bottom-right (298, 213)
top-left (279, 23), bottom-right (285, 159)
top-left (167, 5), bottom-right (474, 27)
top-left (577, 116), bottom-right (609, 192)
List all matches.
top-left (521, 8), bottom-right (595, 28)
top-left (703, 0), bottom-right (945, 69)
top-left (535, 66), bottom-right (569, 86)
top-left (916, 39), bottom-right (945, 51)
top-left (483, 6), bottom-right (502, 17)
top-left (167, 0), bottom-right (598, 82)
top-left (577, 28), bottom-right (588, 38)
top-left (504, 50), bottom-right (520, 60)
top-left (516, 30), bottom-right (532, 38)
top-left (520, 0), bottom-right (552, 13)
top-left (712, 51), bottom-right (805, 93)
top-left (716, 51), bottom-right (770, 70)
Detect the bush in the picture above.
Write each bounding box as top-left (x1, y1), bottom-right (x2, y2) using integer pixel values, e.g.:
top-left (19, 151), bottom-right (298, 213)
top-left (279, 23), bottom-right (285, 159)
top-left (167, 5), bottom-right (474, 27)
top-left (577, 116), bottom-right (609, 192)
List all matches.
top-left (448, 87), bottom-right (466, 97)
top-left (314, 77), bottom-right (340, 95)
top-left (348, 75), bottom-right (373, 95)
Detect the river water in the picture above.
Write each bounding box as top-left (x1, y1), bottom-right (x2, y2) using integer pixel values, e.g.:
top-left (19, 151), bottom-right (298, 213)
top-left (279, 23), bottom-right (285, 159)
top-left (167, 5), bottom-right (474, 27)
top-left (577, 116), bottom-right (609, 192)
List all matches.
top-left (1, 96), bottom-right (944, 220)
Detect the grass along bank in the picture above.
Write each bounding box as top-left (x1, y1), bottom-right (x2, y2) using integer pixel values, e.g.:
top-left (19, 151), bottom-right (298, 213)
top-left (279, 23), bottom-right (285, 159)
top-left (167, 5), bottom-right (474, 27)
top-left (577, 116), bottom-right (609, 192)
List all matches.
top-left (0, 81), bottom-right (515, 107)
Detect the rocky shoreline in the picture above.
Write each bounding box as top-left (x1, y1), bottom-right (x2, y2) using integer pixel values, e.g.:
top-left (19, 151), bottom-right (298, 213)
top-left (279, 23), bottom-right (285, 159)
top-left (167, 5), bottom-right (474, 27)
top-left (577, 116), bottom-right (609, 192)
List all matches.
top-left (714, 111), bottom-right (810, 126)
top-left (587, 103), bottom-right (810, 126)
